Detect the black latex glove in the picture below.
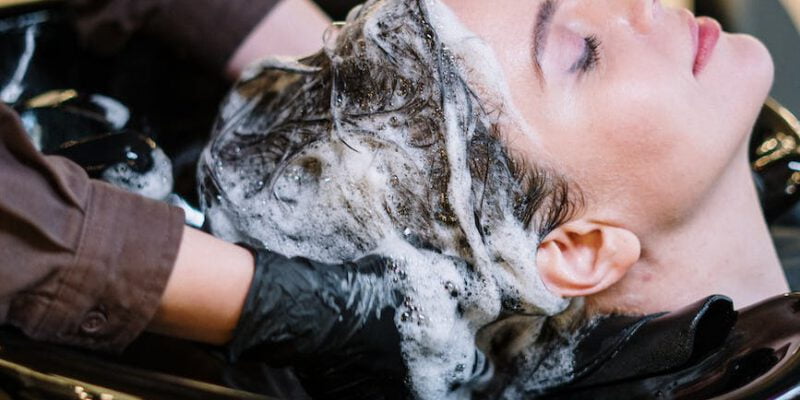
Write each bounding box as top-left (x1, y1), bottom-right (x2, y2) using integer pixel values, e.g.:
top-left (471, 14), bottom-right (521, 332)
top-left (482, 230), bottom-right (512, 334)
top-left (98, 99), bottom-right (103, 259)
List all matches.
top-left (227, 249), bottom-right (492, 400)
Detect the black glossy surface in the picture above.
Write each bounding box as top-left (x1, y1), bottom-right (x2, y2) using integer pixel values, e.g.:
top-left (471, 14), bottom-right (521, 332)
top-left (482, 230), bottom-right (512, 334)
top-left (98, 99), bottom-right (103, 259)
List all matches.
top-left (543, 294), bottom-right (800, 399)
top-left (0, 2), bottom-right (229, 207)
top-left (50, 131), bottom-right (157, 178)
top-left (0, 328), bottom-right (274, 400)
top-left (751, 99), bottom-right (800, 223)
top-left (17, 90), bottom-right (133, 149)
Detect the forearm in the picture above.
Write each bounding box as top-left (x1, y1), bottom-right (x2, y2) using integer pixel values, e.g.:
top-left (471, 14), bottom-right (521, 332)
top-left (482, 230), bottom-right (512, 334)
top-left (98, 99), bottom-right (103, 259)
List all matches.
top-left (1, 100), bottom-right (255, 348)
top-left (149, 227), bottom-right (255, 345)
top-left (68, 0), bottom-right (280, 73)
top-left (69, 0), bottom-right (334, 79)
top-left (225, 0), bottom-right (333, 79)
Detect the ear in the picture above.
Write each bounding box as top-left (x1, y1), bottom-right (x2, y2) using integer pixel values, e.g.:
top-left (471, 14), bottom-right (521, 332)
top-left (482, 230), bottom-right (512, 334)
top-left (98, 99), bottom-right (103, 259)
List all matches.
top-left (536, 220), bottom-right (641, 297)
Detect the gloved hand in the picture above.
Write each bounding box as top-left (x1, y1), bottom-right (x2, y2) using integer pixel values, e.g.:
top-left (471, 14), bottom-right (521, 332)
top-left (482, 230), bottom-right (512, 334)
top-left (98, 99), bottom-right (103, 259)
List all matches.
top-left (227, 249), bottom-right (493, 400)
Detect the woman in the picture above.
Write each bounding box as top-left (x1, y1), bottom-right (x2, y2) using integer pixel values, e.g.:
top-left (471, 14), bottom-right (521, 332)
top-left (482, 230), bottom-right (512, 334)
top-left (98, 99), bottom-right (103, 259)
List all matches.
top-left (442, 0), bottom-right (786, 314)
top-left (461, 0), bottom-right (787, 313)
top-left (198, 0), bottom-right (790, 398)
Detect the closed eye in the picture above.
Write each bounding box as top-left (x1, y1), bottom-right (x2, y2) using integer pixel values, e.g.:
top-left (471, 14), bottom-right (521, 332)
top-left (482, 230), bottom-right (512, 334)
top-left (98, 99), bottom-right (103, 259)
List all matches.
top-left (570, 35), bottom-right (601, 73)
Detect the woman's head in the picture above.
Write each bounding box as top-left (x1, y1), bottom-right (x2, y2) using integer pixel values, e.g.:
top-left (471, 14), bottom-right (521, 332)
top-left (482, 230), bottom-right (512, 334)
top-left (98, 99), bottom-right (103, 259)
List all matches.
top-left (200, 0), bottom-right (590, 393)
top-left (441, 0), bottom-right (784, 313)
top-left (199, 0), bottom-right (786, 394)
top-left (200, 0), bottom-right (585, 314)
top-left (446, 0), bottom-right (773, 225)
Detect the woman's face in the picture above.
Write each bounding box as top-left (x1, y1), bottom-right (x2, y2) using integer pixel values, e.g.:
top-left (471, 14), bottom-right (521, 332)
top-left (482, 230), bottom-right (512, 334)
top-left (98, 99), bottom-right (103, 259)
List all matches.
top-left (444, 0), bottom-right (774, 236)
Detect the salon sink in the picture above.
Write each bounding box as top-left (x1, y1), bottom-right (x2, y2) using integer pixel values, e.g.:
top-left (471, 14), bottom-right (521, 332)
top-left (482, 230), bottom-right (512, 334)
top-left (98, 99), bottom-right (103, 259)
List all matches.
top-left (0, 2), bottom-right (280, 399)
top-left (0, 329), bottom-right (274, 400)
top-left (0, 0), bottom-right (229, 212)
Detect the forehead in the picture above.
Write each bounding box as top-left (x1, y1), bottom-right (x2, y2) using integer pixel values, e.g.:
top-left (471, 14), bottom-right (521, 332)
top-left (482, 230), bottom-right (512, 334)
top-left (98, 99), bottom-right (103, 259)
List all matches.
top-left (441, 0), bottom-right (540, 36)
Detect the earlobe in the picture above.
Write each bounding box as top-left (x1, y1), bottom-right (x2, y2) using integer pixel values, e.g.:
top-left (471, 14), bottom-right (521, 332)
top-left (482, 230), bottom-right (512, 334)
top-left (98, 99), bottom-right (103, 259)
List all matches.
top-left (536, 221), bottom-right (641, 297)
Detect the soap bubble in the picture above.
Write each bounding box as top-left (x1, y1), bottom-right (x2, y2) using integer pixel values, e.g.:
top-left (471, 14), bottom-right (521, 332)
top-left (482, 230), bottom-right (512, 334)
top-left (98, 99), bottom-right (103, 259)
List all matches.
top-left (200, 0), bottom-right (584, 397)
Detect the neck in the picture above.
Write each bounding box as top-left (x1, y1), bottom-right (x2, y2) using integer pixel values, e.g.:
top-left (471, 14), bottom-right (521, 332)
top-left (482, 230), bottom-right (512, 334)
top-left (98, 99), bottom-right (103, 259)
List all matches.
top-left (588, 158), bottom-right (788, 316)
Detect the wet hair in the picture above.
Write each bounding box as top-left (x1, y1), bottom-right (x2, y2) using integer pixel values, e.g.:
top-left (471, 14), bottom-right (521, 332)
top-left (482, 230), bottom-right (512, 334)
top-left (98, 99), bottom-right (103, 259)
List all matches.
top-left (199, 0), bottom-right (585, 395)
top-left (199, 0), bottom-right (581, 261)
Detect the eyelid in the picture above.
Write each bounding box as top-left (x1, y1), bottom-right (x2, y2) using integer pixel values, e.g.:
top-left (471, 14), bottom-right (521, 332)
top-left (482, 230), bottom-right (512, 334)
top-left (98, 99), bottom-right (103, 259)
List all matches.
top-left (533, 0), bottom-right (560, 81)
top-left (569, 35), bottom-right (601, 74)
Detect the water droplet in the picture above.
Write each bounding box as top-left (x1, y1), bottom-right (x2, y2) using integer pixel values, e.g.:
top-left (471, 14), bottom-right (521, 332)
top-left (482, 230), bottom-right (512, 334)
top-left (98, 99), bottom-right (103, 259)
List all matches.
top-left (401, 312), bottom-right (410, 322)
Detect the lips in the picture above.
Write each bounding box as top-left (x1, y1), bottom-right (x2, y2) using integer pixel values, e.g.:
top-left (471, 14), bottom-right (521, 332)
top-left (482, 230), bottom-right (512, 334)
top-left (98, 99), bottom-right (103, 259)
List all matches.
top-left (692, 16), bottom-right (721, 76)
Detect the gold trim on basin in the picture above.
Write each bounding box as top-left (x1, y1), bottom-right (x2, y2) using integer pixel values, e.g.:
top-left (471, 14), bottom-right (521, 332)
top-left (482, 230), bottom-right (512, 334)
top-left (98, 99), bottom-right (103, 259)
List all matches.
top-left (0, 0), bottom-right (59, 8)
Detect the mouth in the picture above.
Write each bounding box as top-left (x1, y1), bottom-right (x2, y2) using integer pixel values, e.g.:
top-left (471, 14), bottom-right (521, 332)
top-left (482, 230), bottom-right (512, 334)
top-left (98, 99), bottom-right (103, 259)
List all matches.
top-left (692, 16), bottom-right (721, 76)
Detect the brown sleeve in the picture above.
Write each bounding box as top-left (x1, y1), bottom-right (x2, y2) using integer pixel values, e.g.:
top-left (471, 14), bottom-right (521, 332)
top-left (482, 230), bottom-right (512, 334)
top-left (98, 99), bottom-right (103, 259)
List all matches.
top-left (66, 0), bottom-right (280, 73)
top-left (0, 103), bottom-right (184, 353)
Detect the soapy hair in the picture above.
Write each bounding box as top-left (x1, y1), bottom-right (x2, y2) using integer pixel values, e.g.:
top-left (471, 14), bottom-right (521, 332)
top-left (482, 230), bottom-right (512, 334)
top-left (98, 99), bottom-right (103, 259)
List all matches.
top-left (199, 0), bottom-right (584, 397)
top-left (199, 1), bottom-right (580, 264)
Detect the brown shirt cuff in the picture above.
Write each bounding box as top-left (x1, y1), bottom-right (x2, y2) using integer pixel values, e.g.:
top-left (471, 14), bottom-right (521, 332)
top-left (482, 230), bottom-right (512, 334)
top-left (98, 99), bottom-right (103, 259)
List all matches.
top-left (0, 103), bottom-right (184, 352)
top-left (68, 0), bottom-right (280, 73)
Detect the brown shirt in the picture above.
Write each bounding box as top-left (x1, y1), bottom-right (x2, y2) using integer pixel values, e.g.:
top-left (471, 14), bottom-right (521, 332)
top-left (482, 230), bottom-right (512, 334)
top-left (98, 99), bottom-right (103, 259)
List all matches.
top-left (0, 0), bottom-right (278, 352)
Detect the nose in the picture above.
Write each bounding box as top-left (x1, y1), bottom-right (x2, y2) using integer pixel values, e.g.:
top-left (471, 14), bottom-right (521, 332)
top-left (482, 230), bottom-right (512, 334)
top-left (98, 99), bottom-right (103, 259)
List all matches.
top-left (629, 0), bottom-right (657, 34)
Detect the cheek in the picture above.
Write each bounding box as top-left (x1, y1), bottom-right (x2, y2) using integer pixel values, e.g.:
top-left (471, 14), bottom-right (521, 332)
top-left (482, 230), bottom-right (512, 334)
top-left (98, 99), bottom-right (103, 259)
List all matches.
top-left (559, 81), bottom-right (725, 219)
top-left (580, 80), bottom-right (691, 171)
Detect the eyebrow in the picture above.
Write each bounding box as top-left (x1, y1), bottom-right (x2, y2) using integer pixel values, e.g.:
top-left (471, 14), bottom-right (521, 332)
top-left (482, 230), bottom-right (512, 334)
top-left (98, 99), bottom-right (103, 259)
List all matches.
top-left (532, 0), bottom-right (561, 81)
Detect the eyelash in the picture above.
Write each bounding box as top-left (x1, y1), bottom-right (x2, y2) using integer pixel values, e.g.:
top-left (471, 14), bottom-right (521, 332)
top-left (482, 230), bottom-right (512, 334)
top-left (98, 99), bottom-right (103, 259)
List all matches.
top-left (570, 35), bottom-right (601, 73)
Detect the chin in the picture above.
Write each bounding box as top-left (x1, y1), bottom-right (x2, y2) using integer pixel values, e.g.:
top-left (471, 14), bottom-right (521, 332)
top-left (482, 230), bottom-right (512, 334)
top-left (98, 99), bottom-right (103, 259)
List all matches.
top-left (708, 33), bottom-right (774, 143)
top-left (728, 32), bottom-right (775, 104)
